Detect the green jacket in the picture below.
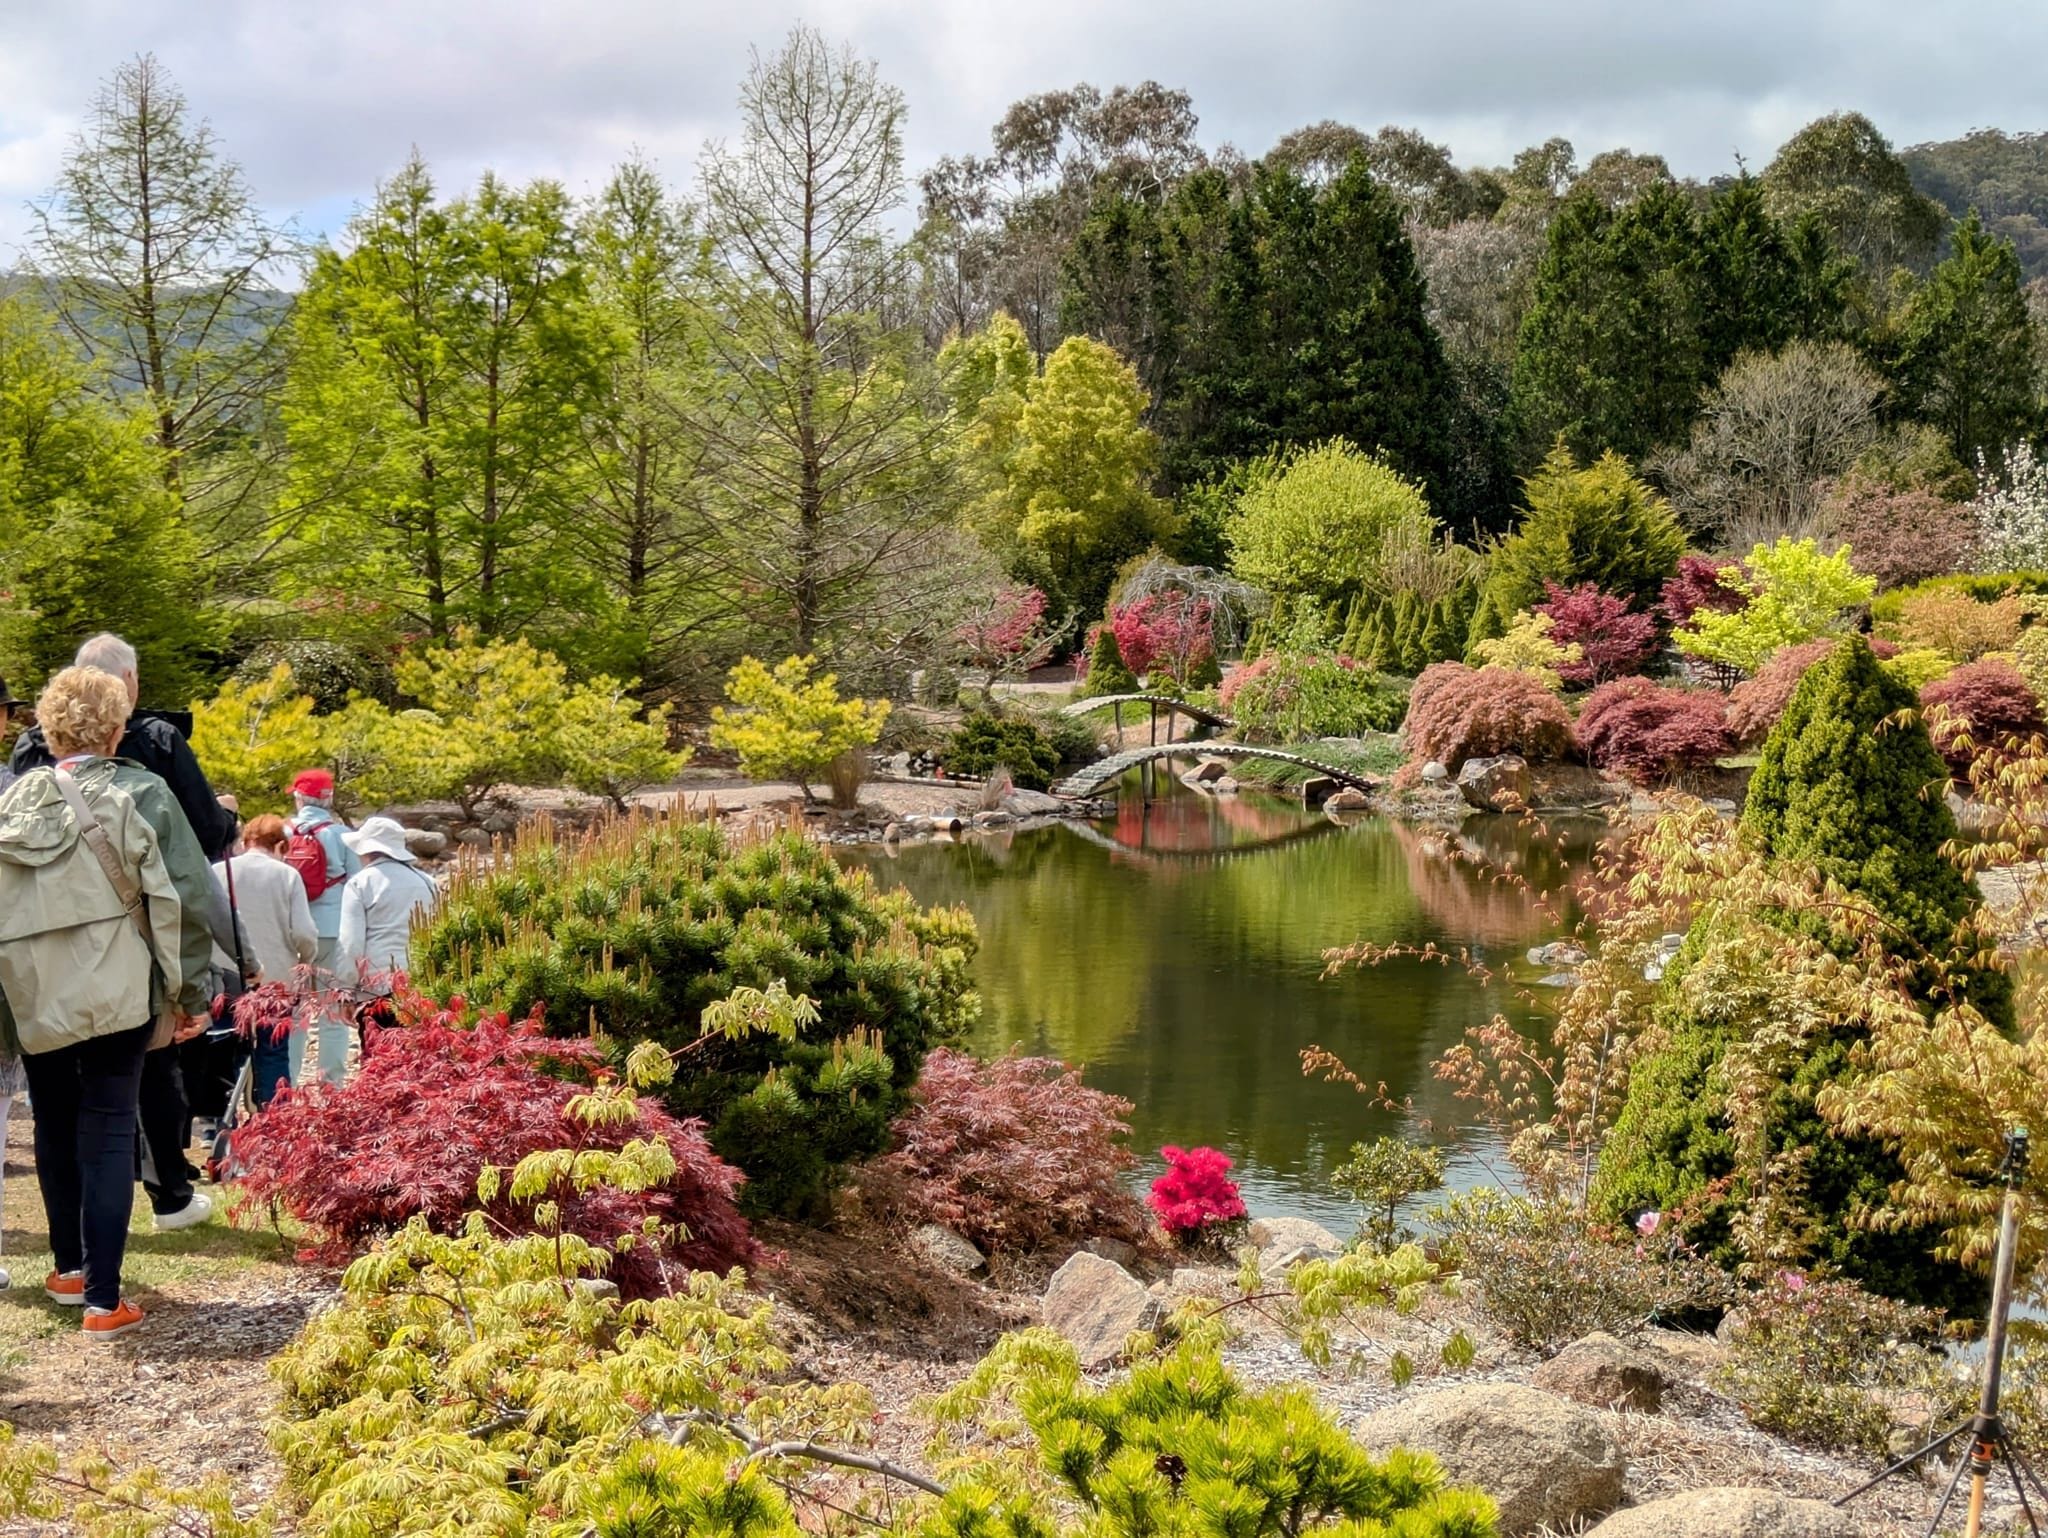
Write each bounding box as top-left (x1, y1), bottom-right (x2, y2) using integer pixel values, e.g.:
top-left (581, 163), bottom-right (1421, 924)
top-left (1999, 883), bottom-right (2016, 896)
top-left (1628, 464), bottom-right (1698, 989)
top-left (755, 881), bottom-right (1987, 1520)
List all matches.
top-left (0, 757), bottom-right (220, 1056)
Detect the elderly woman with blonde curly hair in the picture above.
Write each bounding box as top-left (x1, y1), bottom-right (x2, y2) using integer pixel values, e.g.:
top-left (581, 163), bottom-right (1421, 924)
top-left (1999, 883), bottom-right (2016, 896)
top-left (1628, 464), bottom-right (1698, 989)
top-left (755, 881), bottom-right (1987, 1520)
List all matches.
top-left (0, 667), bottom-right (219, 1341)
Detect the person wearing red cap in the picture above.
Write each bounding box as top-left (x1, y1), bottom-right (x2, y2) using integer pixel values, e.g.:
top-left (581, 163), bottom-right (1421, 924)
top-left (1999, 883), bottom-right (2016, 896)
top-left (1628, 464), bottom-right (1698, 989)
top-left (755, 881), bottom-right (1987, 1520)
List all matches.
top-left (286, 768), bottom-right (360, 1086)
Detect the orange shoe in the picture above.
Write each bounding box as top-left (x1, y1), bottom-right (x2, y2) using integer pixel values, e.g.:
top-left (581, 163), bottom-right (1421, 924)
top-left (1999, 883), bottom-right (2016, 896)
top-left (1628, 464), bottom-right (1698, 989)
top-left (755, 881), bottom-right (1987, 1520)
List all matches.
top-left (82, 1299), bottom-right (144, 1341)
top-left (44, 1270), bottom-right (85, 1306)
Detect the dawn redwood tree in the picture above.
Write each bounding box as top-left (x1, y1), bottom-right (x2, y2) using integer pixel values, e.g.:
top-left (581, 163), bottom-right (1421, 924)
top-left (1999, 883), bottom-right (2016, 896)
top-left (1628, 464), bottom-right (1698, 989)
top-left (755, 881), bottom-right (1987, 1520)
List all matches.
top-left (692, 27), bottom-right (970, 671)
top-left (29, 53), bottom-right (294, 537)
top-left (284, 158), bottom-right (610, 648)
top-left (573, 156), bottom-right (720, 695)
top-left (1890, 211), bottom-right (2043, 468)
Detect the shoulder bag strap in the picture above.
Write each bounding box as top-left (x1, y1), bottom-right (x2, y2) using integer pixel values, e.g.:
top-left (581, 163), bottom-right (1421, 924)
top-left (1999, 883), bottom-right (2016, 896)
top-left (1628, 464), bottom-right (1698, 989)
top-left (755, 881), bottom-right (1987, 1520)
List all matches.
top-left (223, 851), bottom-right (253, 985)
top-left (51, 768), bottom-right (151, 951)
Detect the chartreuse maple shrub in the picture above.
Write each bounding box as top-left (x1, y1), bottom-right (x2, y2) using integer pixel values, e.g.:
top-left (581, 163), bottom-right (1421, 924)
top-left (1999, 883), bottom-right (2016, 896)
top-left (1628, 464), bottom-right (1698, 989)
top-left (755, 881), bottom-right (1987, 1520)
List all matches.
top-left (1594, 637), bottom-right (2005, 1310)
top-left (921, 1325), bottom-right (1498, 1538)
top-left (411, 816), bottom-right (979, 1217)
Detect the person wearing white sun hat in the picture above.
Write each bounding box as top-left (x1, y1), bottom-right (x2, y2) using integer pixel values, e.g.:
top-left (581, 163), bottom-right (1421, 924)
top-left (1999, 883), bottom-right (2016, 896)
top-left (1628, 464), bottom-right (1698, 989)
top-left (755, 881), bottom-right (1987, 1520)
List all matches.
top-left (335, 817), bottom-right (441, 1013)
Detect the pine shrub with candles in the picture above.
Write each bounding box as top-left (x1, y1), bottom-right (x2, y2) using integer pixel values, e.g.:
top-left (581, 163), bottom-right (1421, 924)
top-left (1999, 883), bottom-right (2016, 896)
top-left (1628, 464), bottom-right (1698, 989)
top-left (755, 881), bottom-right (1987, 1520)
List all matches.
top-left (411, 814), bottom-right (980, 1217)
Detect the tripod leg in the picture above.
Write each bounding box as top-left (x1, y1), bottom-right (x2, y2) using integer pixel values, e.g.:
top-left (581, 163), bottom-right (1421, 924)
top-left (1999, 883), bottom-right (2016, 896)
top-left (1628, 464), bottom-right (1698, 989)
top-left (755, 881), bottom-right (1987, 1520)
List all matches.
top-left (1924, 1441), bottom-right (1975, 1538)
top-left (2011, 1442), bottom-right (2048, 1506)
top-left (2003, 1442), bottom-right (2045, 1535)
top-left (1838, 1422), bottom-right (1968, 1505)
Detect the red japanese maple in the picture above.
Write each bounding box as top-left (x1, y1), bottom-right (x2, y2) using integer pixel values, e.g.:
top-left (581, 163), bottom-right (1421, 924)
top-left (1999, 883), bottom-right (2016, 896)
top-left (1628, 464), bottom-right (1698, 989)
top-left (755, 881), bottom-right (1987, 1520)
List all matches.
top-left (870, 1048), bottom-right (1147, 1253)
top-left (228, 993), bottom-right (757, 1296)
top-left (1659, 555), bottom-right (1744, 629)
top-left (1148, 1144), bottom-right (1246, 1238)
top-left (957, 585), bottom-right (1060, 677)
top-left (1536, 582), bottom-right (1660, 686)
top-left (1921, 658), bottom-right (2046, 772)
top-left (1576, 677), bottom-right (1734, 783)
top-left (1111, 593), bottom-right (1216, 684)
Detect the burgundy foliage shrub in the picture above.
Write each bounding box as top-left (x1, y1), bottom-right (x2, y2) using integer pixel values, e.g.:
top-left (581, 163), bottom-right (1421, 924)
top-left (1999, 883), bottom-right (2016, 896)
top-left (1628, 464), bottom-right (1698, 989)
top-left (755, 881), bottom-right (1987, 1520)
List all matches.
top-left (1660, 555), bottom-right (1744, 629)
top-left (1576, 678), bottom-right (1734, 783)
top-left (1724, 636), bottom-right (1899, 746)
top-left (1148, 1145), bottom-right (1246, 1239)
top-left (869, 1048), bottom-right (1147, 1252)
top-left (1823, 471), bottom-right (1978, 590)
top-left (1920, 658), bottom-right (2046, 771)
top-left (229, 994), bottom-right (757, 1296)
top-left (1111, 593), bottom-right (1216, 683)
top-left (1536, 582), bottom-right (1660, 685)
top-left (1403, 662), bottom-right (1576, 771)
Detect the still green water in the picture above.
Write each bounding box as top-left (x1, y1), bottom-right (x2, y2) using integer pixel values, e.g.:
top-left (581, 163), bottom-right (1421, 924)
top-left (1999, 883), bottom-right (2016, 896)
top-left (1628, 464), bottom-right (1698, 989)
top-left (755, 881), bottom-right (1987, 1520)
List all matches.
top-left (843, 773), bottom-right (1601, 1232)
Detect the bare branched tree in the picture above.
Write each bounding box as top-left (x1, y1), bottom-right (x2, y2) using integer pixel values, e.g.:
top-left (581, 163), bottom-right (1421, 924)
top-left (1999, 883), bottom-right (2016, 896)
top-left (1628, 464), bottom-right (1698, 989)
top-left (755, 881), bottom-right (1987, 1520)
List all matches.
top-left (690, 27), bottom-right (971, 679)
top-left (29, 53), bottom-right (296, 528)
top-left (1654, 340), bottom-right (1887, 549)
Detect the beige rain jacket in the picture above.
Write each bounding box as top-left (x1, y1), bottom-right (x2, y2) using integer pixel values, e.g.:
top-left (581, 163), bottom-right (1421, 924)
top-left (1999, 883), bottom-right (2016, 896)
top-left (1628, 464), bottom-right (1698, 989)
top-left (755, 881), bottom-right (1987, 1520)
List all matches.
top-left (0, 757), bottom-right (218, 1056)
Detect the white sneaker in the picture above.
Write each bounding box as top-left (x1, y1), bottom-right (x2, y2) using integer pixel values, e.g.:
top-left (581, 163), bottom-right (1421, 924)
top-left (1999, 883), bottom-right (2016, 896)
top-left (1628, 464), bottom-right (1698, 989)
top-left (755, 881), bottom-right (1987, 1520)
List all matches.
top-left (155, 1191), bottom-right (214, 1232)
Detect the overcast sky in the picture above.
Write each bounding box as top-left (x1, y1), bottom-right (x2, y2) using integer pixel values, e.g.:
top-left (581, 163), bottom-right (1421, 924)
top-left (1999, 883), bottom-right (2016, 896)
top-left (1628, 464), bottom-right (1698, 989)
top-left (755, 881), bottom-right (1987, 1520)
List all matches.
top-left (0, 0), bottom-right (2042, 260)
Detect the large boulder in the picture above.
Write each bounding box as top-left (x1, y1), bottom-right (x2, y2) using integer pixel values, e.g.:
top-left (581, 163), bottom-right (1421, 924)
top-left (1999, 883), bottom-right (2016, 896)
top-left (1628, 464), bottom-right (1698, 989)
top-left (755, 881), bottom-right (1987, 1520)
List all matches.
top-left (1457, 755), bottom-right (1531, 812)
top-left (1001, 788), bottom-right (1065, 817)
top-left (1584, 1488), bottom-right (1862, 1538)
top-left (1353, 1383), bottom-right (1624, 1536)
top-left (1531, 1331), bottom-right (1668, 1412)
top-left (1324, 787), bottom-right (1372, 813)
top-left (1041, 1252), bottom-right (1159, 1365)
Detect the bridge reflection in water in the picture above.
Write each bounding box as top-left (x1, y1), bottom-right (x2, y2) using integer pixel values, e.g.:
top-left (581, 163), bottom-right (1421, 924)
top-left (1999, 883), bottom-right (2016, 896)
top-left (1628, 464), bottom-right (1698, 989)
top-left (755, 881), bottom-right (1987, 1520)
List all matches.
top-left (841, 768), bottom-right (1604, 1229)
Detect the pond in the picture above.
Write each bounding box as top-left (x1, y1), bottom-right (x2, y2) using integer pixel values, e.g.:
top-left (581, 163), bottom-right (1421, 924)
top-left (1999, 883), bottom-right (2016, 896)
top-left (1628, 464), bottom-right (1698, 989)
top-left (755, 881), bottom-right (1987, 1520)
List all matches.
top-left (842, 769), bottom-right (1606, 1234)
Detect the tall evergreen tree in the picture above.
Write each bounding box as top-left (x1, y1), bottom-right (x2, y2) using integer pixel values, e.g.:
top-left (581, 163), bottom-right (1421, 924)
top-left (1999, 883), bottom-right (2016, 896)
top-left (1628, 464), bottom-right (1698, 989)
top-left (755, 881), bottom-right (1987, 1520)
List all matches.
top-left (0, 296), bottom-right (215, 703)
top-left (1510, 182), bottom-right (1712, 463)
top-left (1697, 177), bottom-right (1852, 367)
top-left (1165, 157), bottom-right (1454, 499)
top-left (1890, 211), bottom-right (2043, 467)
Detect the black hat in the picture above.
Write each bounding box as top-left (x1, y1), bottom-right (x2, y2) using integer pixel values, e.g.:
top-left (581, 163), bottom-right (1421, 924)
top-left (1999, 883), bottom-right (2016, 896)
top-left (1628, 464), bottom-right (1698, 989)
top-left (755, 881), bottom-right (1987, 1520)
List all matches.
top-left (0, 676), bottom-right (20, 709)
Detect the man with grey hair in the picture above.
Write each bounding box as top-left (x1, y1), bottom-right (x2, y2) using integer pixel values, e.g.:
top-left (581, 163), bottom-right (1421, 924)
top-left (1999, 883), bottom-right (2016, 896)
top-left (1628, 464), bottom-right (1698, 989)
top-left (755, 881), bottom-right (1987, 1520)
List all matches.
top-left (11, 633), bottom-right (237, 863)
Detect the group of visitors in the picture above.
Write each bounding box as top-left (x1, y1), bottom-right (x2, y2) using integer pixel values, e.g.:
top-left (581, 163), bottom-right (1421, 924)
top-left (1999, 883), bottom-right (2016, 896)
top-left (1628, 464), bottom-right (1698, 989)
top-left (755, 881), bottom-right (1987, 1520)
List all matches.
top-left (0, 636), bottom-right (442, 1340)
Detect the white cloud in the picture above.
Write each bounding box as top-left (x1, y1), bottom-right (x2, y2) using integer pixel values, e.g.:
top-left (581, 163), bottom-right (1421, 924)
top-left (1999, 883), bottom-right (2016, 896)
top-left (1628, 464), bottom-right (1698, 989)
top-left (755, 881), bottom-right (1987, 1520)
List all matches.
top-left (0, 0), bottom-right (2041, 259)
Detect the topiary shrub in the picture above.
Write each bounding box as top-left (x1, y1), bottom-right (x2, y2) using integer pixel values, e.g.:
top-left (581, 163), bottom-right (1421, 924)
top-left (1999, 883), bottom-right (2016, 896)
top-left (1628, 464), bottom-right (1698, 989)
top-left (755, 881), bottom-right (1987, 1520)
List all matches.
top-left (942, 711), bottom-right (1062, 789)
top-left (1920, 657), bottom-right (2045, 772)
top-left (1082, 623), bottom-right (1140, 695)
top-left (411, 816), bottom-right (980, 1217)
top-left (867, 1049), bottom-right (1148, 1253)
top-left (229, 992), bottom-right (757, 1294)
top-left (1575, 678), bottom-right (1733, 783)
top-left (1743, 636), bottom-right (1988, 976)
top-left (1402, 662), bottom-right (1575, 771)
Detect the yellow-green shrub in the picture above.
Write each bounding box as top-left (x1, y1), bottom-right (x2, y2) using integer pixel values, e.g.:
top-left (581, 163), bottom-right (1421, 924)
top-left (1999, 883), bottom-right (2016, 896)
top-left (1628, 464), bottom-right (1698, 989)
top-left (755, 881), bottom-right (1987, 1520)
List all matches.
top-left (709, 655), bottom-right (890, 799)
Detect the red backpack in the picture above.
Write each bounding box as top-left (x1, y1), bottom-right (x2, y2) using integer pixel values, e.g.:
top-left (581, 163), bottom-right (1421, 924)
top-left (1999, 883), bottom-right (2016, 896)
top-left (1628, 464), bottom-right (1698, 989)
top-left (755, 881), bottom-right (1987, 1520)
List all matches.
top-left (285, 820), bottom-right (340, 901)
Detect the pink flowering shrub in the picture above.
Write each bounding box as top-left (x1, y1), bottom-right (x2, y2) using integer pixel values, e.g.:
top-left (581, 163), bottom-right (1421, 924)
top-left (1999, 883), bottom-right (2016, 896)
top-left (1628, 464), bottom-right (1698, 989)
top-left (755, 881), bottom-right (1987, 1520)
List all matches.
top-left (957, 584), bottom-right (1058, 676)
top-left (1536, 582), bottom-right (1660, 685)
top-left (1148, 1144), bottom-right (1246, 1239)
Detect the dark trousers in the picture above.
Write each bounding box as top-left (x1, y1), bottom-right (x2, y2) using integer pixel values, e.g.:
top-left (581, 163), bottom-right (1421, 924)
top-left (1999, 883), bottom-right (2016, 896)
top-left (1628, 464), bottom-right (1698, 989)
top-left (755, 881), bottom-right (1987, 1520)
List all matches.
top-left (22, 1022), bottom-right (151, 1310)
top-left (138, 1046), bottom-right (196, 1215)
top-left (251, 1028), bottom-right (291, 1108)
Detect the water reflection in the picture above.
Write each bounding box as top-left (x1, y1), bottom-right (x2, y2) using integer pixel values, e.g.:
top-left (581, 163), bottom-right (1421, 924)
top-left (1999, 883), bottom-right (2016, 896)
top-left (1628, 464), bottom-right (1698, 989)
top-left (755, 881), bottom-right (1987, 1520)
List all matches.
top-left (843, 771), bottom-right (1601, 1230)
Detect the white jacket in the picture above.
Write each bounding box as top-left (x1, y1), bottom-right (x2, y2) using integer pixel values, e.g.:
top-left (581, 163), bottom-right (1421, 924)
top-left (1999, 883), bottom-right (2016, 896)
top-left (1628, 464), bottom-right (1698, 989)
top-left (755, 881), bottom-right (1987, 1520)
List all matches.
top-left (337, 858), bottom-right (440, 994)
top-left (211, 849), bottom-right (319, 984)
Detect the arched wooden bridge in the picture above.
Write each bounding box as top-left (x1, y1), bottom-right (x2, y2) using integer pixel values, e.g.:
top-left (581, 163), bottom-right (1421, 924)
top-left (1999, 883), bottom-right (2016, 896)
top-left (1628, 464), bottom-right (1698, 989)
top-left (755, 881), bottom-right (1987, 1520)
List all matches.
top-left (1051, 742), bottom-right (1381, 800)
top-left (1061, 693), bottom-right (1237, 732)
